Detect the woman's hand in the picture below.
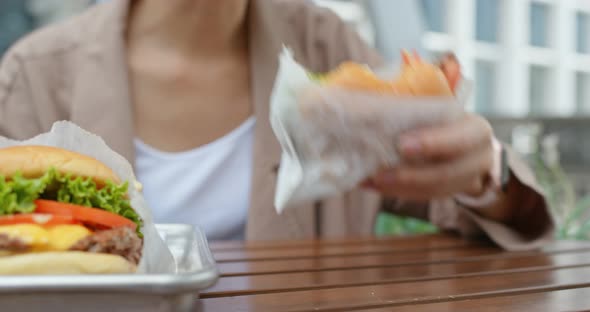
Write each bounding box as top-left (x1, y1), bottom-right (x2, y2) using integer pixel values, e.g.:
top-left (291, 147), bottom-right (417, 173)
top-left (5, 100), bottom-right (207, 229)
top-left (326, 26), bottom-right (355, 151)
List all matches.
top-left (365, 113), bottom-right (495, 201)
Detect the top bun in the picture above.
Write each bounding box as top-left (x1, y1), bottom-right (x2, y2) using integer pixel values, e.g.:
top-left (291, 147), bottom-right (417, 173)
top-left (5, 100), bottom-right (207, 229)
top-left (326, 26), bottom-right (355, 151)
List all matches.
top-left (323, 62), bottom-right (396, 93)
top-left (322, 61), bottom-right (453, 96)
top-left (0, 145), bottom-right (121, 187)
top-left (396, 62), bottom-right (453, 96)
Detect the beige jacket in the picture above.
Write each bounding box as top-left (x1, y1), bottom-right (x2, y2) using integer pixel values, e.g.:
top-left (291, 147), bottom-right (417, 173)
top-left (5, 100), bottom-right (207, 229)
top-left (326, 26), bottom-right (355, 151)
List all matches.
top-left (0, 0), bottom-right (553, 249)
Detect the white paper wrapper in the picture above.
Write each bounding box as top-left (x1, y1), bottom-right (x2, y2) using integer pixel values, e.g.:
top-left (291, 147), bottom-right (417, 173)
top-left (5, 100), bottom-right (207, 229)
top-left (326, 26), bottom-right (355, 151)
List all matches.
top-left (0, 121), bottom-right (175, 274)
top-left (271, 48), bottom-right (469, 213)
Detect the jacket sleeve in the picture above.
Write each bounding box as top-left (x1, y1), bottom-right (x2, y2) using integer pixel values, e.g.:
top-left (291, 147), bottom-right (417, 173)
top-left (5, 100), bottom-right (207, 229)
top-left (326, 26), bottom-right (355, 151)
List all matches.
top-left (288, 0), bottom-right (384, 73)
top-left (0, 48), bottom-right (44, 139)
top-left (304, 4), bottom-right (555, 250)
top-left (0, 31), bottom-right (72, 141)
top-left (384, 144), bottom-right (555, 251)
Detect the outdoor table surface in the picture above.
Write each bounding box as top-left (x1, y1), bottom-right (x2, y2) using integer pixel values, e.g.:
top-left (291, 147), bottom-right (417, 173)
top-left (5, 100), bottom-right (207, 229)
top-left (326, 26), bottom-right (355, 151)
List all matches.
top-left (197, 234), bottom-right (590, 312)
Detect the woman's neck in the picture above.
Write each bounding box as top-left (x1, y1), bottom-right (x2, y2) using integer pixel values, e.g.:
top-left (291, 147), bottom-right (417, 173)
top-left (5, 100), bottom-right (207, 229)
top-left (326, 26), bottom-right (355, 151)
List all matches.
top-left (127, 0), bottom-right (249, 57)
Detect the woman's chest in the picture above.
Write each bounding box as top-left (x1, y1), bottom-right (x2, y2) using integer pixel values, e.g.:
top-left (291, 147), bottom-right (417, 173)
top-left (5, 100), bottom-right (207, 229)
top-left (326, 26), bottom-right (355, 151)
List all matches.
top-left (128, 56), bottom-right (252, 152)
top-left (134, 116), bottom-right (256, 239)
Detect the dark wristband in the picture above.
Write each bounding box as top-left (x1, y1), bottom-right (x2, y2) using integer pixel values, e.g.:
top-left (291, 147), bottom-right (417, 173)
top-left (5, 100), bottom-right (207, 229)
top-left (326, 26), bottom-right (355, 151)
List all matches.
top-left (500, 147), bottom-right (510, 192)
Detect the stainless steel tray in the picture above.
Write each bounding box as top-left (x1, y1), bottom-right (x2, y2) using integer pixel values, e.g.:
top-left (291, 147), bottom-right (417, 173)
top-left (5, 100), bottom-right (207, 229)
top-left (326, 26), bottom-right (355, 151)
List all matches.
top-left (0, 224), bottom-right (219, 312)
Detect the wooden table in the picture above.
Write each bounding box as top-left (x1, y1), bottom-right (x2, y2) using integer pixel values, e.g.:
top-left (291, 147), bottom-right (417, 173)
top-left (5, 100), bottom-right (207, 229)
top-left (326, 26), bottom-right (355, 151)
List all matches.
top-left (197, 234), bottom-right (590, 311)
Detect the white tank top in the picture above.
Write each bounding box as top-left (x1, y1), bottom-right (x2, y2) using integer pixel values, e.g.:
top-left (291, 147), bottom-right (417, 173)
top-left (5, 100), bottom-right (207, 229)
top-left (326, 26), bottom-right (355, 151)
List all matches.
top-left (134, 117), bottom-right (255, 241)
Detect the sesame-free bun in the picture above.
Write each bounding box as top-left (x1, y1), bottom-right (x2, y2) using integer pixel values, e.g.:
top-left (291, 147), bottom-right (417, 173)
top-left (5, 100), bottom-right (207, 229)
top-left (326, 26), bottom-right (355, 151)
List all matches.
top-left (0, 145), bottom-right (121, 186)
top-left (0, 251), bottom-right (136, 275)
top-left (321, 51), bottom-right (455, 96)
top-left (323, 61), bottom-right (453, 96)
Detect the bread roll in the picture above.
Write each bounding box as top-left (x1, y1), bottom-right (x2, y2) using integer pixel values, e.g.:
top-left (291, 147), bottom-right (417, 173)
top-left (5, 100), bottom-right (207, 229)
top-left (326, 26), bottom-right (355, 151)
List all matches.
top-left (0, 251), bottom-right (136, 275)
top-left (321, 52), bottom-right (454, 96)
top-left (0, 145), bottom-right (121, 186)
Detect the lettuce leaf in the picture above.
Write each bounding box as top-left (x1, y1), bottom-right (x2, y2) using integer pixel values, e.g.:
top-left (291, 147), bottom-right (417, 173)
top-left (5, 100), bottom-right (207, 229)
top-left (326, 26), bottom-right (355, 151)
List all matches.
top-left (0, 168), bottom-right (142, 235)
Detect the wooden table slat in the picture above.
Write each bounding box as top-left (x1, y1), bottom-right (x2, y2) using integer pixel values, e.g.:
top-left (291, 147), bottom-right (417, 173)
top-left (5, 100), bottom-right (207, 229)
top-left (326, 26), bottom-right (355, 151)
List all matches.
top-left (203, 250), bottom-right (590, 297)
top-left (213, 235), bottom-right (475, 262)
top-left (208, 234), bottom-right (460, 252)
top-left (217, 246), bottom-right (501, 276)
top-left (368, 286), bottom-right (590, 312)
top-left (217, 244), bottom-right (590, 276)
top-left (200, 266), bottom-right (590, 312)
top-left (213, 237), bottom-right (590, 262)
top-left (201, 235), bottom-right (590, 312)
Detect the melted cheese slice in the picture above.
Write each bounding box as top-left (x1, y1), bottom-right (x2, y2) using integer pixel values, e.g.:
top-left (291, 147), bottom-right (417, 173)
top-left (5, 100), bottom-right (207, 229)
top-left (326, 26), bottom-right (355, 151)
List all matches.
top-left (0, 225), bottom-right (91, 251)
top-left (47, 225), bottom-right (92, 250)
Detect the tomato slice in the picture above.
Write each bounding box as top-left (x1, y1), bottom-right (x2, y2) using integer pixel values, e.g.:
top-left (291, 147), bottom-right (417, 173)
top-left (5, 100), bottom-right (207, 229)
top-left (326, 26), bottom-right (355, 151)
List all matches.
top-left (411, 50), bottom-right (422, 62)
top-left (0, 213), bottom-right (76, 226)
top-left (34, 200), bottom-right (137, 230)
top-left (438, 54), bottom-right (462, 93)
top-left (402, 50), bottom-right (412, 65)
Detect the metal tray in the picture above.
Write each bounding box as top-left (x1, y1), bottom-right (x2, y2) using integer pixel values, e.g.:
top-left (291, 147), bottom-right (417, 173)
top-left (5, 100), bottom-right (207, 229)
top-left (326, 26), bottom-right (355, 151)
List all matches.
top-left (0, 224), bottom-right (219, 312)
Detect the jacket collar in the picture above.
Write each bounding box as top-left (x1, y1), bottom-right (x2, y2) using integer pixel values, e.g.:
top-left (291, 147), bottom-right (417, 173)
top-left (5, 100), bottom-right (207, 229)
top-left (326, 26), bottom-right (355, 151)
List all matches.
top-left (245, 1), bottom-right (318, 239)
top-left (69, 0), bottom-right (134, 161)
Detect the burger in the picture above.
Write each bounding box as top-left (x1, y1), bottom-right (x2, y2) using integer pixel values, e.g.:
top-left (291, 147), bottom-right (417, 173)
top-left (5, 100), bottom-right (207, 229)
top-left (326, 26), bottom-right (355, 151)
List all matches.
top-left (0, 145), bottom-right (143, 274)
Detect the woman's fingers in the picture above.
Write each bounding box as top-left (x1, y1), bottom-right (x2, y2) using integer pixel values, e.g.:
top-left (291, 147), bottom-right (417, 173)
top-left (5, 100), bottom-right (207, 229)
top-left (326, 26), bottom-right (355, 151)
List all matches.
top-left (398, 114), bottom-right (493, 161)
top-left (372, 143), bottom-right (493, 200)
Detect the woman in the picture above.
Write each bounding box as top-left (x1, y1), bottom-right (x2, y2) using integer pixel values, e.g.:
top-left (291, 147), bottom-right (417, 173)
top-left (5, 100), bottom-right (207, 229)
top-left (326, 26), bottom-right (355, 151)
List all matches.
top-left (0, 0), bottom-right (552, 248)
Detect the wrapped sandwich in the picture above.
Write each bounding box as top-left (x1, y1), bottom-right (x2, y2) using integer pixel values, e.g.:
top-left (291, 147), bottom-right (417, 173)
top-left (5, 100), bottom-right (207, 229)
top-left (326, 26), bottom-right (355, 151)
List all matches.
top-left (271, 48), bottom-right (469, 212)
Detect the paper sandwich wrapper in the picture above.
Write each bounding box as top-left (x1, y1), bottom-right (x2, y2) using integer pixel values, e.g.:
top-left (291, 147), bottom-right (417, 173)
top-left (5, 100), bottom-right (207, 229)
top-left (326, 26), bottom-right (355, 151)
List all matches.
top-left (0, 121), bottom-right (176, 274)
top-left (270, 48), bottom-right (471, 213)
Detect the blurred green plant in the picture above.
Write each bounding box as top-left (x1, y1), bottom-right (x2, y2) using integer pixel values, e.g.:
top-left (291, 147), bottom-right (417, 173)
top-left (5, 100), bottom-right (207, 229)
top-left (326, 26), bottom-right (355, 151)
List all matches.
top-left (531, 133), bottom-right (590, 240)
top-left (375, 212), bottom-right (438, 236)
